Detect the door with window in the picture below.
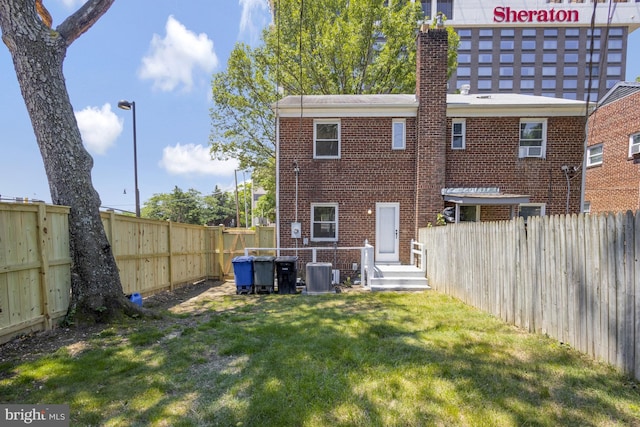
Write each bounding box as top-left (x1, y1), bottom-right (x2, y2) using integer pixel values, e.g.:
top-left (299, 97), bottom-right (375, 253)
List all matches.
top-left (376, 203), bottom-right (399, 263)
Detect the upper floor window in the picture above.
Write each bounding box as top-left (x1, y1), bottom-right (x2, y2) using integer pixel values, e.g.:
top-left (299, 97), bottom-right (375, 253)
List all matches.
top-left (451, 119), bottom-right (466, 149)
top-left (587, 144), bottom-right (603, 166)
top-left (630, 133), bottom-right (640, 157)
top-left (519, 119), bottom-right (547, 158)
top-left (392, 119), bottom-right (406, 150)
top-left (311, 203), bottom-right (338, 242)
top-left (314, 120), bottom-right (340, 159)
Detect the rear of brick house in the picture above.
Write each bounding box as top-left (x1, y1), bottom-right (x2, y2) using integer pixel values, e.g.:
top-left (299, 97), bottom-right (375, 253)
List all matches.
top-left (584, 82), bottom-right (640, 214)
top-left (274, 27), bottom-right (586, 270)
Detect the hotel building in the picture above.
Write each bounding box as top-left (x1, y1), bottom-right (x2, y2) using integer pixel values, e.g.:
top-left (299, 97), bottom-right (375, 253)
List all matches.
top-left (421, 0), bottom-right (640, 100)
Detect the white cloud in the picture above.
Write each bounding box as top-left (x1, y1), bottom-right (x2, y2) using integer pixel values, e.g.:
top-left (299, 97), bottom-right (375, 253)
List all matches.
top-left (58, 0), bottom-right (85, 8)
top-left (160, 143), bottom-right (239, 176)
top-left (139, 16), bottom-right (218, 92)
top-left (239, 0), bottom-right (269, 43)
top-left (75, 103), bottom-right (123, 155)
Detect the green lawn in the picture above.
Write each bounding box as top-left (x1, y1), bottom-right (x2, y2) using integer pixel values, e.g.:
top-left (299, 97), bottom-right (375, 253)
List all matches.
top-left (1, 290), bottom-right (639, 426)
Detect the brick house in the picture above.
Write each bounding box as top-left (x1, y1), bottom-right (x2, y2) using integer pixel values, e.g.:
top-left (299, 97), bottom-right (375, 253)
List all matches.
top-left (584, 82), bottom-right (640, 214)
top-left (274, 27), bottom-right (586, 268)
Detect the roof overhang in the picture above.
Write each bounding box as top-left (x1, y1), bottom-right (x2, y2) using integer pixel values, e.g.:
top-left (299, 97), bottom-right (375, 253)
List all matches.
top-left (442, 188), bottom-right (530, 205)
top-left (274, 94), bottom-right (590, 118)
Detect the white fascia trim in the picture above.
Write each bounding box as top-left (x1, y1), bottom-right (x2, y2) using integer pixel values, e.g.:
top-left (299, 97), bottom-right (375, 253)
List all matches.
top-left (446, 105), bottom-right (587, 117)
top-left (278, 106), bottom-right (417, 118)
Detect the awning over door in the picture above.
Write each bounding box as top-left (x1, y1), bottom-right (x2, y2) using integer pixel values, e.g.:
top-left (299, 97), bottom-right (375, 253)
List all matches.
top-left (441, 188), bottom-right (530, 223)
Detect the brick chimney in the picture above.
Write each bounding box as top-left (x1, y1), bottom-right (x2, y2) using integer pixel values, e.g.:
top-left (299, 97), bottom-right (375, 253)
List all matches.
top-left (415, 26), bottom-right (448, 231)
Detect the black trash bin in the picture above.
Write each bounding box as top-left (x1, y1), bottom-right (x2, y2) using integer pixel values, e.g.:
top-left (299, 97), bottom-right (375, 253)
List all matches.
top-left (253, 256), bottom-right (276, 294)
top-left (275, 256), bottom-right (298, 294)
top-left (232, 256), bottom-right (254, 294)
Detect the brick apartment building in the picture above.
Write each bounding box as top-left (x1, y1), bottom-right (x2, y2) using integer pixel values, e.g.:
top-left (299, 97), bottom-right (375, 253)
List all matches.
top-left (274, 27), bottom-right (587, 267)
top-left (584, 82), bottom-right (640, 214)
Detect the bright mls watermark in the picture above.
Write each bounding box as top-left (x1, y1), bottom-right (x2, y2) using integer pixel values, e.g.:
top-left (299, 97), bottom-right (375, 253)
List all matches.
top-left (1, 405), bottom-right (69, 426)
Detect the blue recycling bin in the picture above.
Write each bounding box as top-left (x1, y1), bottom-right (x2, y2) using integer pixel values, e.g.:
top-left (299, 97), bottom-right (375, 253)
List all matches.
top-left (232, 256), bottom-right (254, 294)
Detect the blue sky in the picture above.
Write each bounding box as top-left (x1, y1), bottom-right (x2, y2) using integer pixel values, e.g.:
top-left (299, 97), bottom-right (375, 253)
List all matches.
top-left (1, 1), bottom-right (639, 212)
top-left (0, 0), bottom-right (270, 212)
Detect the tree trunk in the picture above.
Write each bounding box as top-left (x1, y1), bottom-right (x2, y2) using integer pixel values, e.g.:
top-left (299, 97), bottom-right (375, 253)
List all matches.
top-left (0, 0), bottom-right (143, 323)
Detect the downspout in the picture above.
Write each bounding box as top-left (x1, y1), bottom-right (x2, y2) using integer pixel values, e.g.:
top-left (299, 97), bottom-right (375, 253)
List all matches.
top-left (275, 114), bottom-right (281, 256)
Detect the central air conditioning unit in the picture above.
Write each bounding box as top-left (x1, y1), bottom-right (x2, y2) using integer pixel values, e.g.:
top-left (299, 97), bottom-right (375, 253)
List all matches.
top-left (305, 262), bottom-right (333, 294)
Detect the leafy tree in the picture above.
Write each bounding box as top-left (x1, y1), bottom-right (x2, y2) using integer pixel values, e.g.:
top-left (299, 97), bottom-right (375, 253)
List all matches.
top-left (203, 185), bottom-right (237, 226)
top-left (0, 0), bottom-right (143, 323)
top-left (210, 0), bottom-right (458, 213)
top-left (636, 76), bottom-right (640, 83)
top-left (142, 187), bottom-right (206, 225)
top-left (142, 186), bottom-right (243, 227)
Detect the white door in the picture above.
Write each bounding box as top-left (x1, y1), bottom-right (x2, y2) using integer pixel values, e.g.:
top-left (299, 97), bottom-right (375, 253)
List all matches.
top-left (376, 203), bottom-right (399, 263)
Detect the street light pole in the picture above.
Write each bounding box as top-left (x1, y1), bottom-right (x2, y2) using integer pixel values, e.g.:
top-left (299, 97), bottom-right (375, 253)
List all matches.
top-left (118, 100), bottom-right (140, 217)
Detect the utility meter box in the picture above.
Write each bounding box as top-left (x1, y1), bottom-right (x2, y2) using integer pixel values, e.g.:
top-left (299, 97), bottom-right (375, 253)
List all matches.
top-left (291, 222), bottom-right (301, 238)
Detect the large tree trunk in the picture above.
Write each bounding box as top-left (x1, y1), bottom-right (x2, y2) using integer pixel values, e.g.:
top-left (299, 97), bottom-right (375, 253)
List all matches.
top-left (0, 0), bottom-right (142, 323)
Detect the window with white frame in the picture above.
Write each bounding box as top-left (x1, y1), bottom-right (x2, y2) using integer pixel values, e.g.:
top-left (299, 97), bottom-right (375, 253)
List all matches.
top-left (519, 119), bottom-right (547, 158)
top-left (518, 203), bottom-right (545, 223)
top-left (392, 119), bottom-right (406, 150)
top-left (451, 119), bottom-right (466, 149)
top-left (314, 120), bottom-right (340, 159)
top-left (583, 201), bottom-right (591, 214)
top-left (587, 144), bottom-right (603, 166)
top-left (629, 132), bottom-right (640, 157)
top-left (311, 203), bottom-right (338, 241)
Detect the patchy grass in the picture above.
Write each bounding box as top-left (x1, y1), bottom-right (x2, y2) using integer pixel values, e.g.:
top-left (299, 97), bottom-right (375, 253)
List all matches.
top-left (1, 291), bottom-right (638, 426)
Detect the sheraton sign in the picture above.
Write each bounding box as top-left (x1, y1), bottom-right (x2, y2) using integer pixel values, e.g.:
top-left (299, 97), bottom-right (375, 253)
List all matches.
top-left (494, 7), bottom-right (579, 23)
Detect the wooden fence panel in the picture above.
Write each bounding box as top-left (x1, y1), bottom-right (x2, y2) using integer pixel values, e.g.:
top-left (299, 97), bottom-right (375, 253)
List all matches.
top-left (0, 204), bottom-right (71, 343)
top-left (421, 210), bottom-right (639, 380)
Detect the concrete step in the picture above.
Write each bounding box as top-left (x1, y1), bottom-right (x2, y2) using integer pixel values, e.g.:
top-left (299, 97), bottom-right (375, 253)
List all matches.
top-left (369, 276), bottom-right (430, 291)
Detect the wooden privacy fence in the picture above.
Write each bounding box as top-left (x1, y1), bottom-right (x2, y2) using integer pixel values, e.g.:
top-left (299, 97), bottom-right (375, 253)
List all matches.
top-left (0, 202), bottom-right (275, 343)
top-left (420, 211), bottom-right (639, 380)
top-left (0, 203), bottom-right (72, 341)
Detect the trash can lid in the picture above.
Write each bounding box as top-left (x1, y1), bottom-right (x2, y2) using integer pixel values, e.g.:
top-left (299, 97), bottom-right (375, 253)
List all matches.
top-left (254, 255), bottom-right (276, 262)
top-left (232, 256), bottom-right (254, 263)
top-left (275, 256), bottom-right (298, 262)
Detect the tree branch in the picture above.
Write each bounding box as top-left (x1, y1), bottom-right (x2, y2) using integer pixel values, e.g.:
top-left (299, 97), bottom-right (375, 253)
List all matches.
top-left (57, 0), bottom-right (115, 46)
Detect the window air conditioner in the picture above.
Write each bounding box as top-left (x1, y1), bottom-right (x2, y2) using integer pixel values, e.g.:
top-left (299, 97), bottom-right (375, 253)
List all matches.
top-left (519, 146), bottom-right (542, 158)
top-left (631, 144), bottom-right (640, 155)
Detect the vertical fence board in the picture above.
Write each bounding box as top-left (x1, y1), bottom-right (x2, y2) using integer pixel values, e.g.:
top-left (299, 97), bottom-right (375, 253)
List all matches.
top-left (623, 211), bottom-right (635, 374)
top-left (635, 211), bottom-right (640, 380)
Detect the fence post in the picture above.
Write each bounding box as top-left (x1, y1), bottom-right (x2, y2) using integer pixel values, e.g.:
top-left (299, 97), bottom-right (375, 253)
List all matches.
top-left (36, 203), bottom-right (53, 330)
top-left (168, 221), bottom-right (174, 291)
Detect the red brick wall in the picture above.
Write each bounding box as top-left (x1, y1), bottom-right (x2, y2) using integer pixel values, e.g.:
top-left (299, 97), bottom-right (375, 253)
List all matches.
top-left (585, 90), bottom-right (640, 214)
top-left (278, 116), bottom-right (418, 264)
top-left (445, 116), bottom-right (586, 218)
